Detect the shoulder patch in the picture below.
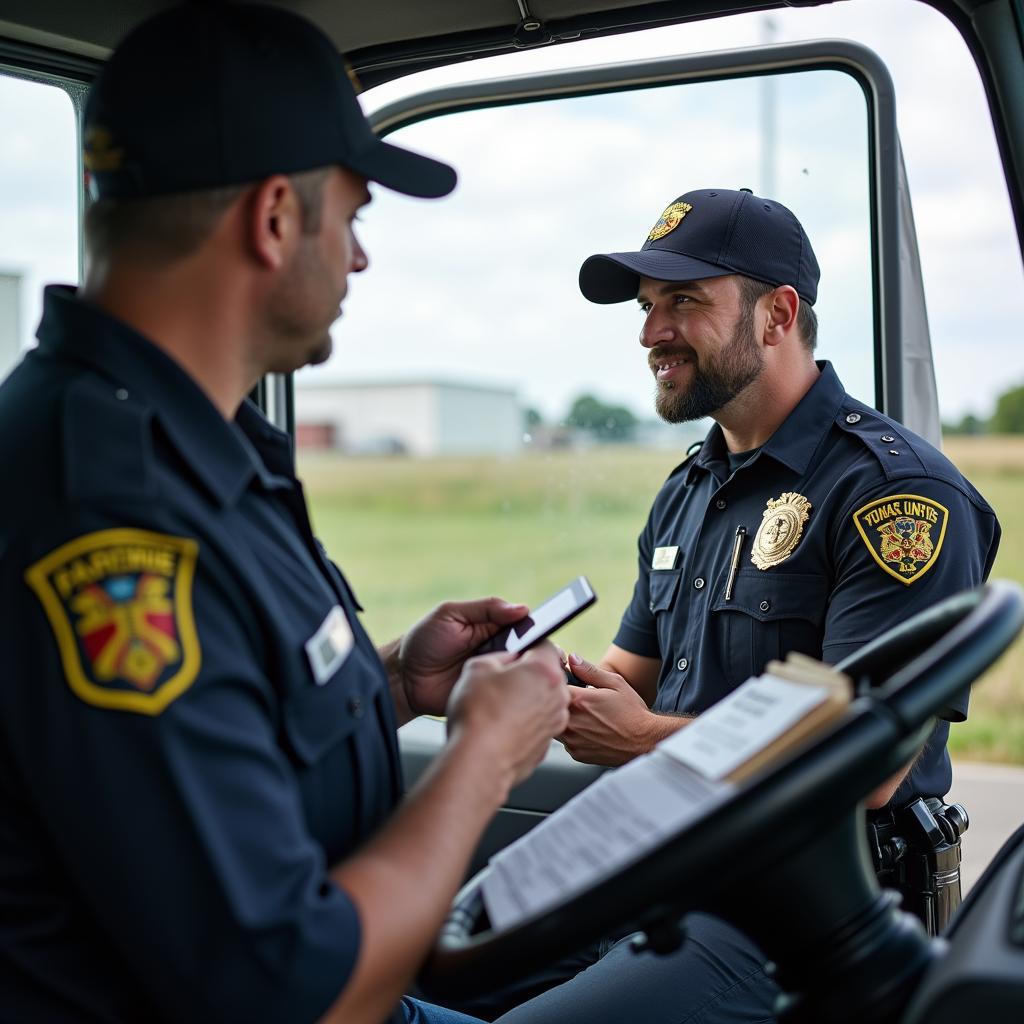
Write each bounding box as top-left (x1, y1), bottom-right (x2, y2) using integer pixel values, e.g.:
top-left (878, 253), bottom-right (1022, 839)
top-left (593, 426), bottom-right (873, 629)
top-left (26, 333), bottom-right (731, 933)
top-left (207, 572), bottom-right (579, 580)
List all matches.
top-left (852, 494), bottom-right (948, 585)
top-left (25, 528), bottom-right (200, 714)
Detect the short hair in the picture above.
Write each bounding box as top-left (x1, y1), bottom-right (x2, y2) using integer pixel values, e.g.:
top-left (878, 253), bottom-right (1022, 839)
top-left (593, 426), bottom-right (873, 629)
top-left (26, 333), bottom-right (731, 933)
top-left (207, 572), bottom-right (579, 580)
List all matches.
top-left (83, 166), bottom-right (331, 268)
top-left (736, 275), bottom-right (818, 352)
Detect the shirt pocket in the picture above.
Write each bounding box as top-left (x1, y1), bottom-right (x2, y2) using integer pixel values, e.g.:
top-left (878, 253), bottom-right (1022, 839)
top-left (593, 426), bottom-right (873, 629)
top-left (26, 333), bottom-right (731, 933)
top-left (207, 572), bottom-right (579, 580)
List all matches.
top-left (649, 568), bottom-right (684, 614)
top-left (282, 648), bottom-right (381, 767)
top-left (710, 570), bottom-right (829, 685)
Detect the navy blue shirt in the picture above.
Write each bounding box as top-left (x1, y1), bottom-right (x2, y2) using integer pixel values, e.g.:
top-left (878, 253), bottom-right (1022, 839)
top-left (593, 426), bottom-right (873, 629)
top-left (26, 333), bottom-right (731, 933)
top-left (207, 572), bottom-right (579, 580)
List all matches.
top-left (0, 287), bottom-right (401, 1022)
top-left (615, 362), bottom-right (1000, 806)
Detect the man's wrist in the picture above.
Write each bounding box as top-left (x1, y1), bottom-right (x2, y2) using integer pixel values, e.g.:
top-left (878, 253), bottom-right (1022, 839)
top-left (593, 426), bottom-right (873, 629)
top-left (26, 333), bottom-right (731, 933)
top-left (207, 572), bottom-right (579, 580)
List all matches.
top-left (378, 637), bottom-right (416, 725)
top-left (639, 710), bottom-right (690, 753)
top-left (443, 720), bottom-right (515, 808)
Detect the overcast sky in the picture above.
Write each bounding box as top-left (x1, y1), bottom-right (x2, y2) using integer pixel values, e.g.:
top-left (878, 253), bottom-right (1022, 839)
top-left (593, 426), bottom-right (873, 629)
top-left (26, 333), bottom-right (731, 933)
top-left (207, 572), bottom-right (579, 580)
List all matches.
top-left (1, 0), bottom-right (1021, 425)
top-left (335, 0), bottom-right (1024, 425)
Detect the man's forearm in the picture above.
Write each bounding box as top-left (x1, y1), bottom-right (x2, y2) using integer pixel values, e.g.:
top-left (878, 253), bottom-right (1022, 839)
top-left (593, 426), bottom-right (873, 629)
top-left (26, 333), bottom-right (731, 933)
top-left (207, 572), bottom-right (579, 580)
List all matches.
top-left (323, 728), bottom-right (512, 1023)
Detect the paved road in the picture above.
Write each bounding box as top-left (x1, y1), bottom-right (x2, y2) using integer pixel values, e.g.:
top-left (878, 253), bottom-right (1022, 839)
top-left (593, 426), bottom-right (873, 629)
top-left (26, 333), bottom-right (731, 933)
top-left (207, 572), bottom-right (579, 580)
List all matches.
top-left (948, 759), bottom-right (1024, 893)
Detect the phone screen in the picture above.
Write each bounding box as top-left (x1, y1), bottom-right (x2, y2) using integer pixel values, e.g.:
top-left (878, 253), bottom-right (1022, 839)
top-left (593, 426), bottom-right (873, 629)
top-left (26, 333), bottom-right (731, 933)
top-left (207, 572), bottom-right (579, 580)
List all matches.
top-left (478, 576), bottom-right (596, 655)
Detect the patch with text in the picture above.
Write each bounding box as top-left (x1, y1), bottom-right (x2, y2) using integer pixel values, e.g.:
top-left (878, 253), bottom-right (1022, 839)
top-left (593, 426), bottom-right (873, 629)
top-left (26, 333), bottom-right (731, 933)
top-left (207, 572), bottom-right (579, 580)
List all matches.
top-left (25, 528), bottom-right (201, 713)
top-left (853, 494), bottom-right (948, 585)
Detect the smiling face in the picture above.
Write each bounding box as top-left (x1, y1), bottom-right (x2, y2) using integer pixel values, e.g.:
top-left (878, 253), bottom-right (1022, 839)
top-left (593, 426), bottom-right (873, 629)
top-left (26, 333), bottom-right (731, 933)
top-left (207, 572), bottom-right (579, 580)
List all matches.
top-left (637, 274), bottom-right (765, 424)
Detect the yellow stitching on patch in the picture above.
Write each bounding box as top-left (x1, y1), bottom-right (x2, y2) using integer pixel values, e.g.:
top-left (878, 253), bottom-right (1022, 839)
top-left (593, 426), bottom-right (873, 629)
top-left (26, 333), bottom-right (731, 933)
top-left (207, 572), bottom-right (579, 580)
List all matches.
top-left (852, 494), bottom-right (949, 586)
top-left (25, 528), bottom-right (201, 714)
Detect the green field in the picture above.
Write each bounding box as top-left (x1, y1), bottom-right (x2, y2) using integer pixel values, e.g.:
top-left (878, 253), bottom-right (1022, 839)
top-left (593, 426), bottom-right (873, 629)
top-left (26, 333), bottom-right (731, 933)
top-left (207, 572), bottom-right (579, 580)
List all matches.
top-left (299, 436), bottom-right (1024, 764)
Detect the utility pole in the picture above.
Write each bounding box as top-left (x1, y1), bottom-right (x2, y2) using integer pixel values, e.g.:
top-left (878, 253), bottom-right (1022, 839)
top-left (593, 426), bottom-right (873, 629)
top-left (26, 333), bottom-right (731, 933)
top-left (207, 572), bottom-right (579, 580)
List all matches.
top-left (760, 15), bottom-right (778, 197)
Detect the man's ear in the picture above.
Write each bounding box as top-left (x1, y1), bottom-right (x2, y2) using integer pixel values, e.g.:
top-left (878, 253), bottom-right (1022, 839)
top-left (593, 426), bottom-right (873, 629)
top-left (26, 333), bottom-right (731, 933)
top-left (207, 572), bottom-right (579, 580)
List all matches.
top-left (763, 285), bottom-right (800, 347)
top-left (248, 175), bottom-right (300, 271)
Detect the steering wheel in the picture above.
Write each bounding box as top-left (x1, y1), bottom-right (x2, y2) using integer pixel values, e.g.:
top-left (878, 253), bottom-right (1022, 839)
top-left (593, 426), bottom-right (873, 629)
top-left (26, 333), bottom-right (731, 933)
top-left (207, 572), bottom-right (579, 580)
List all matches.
top-left (419, 581), bottom-right (1024, 1022)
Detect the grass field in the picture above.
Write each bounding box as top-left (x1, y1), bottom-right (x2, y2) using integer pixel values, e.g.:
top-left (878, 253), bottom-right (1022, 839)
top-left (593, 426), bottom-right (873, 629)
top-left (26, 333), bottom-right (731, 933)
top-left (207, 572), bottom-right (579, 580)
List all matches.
top-left (299, 436), bottom-right (1024, 764)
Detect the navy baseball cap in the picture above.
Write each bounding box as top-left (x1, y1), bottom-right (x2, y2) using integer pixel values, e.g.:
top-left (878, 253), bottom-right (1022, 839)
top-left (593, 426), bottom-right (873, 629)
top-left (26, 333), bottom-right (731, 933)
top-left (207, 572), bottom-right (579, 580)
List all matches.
top-left (579, 188), bottom-right (819, 305)
top-left (83, 2), bottom-right (456, 200)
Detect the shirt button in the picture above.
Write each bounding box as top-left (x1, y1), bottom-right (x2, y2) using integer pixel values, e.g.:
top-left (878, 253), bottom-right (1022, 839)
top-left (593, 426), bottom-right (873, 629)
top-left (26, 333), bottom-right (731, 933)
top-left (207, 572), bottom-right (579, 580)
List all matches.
top-left (846, 413), bottom-right (861, 424)
top-left (889, 449), bottom-right (900, 456)
top-left (715, 499), bottom-right (727, 510)
top-left (694, 577), bottom-right (705, 590)
top-left (115, 388), bottom-right (129, 401)
top-left (759, 600), bottom-right (771, 612)
top-left (881, 434), bottom-right (895, 443)
top-left (649, 600), bottom-right (656, 612)
top-left (677, 657), bottom-right (689, 671)
top-left (348, 696), bottom-right (364, 718)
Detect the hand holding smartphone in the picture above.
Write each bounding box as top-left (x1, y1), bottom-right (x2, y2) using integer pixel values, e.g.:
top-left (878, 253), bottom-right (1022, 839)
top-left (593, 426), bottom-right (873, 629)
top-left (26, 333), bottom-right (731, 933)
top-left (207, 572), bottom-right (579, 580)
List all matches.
top-left (476, 576), bottom-right (597, 656)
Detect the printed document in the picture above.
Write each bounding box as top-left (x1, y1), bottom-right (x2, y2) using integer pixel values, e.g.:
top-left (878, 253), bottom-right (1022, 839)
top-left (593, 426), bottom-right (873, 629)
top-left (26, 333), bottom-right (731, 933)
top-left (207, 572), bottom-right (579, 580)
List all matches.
top-left (481, 655), bottom-right (851, 932)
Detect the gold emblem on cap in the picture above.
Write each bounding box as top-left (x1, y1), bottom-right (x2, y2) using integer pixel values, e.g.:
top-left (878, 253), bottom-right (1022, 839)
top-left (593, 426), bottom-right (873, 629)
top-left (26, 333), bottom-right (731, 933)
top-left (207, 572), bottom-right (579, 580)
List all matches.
top-left (82, 127), bottom-right (125, 173)
top-left (751, 493), bottom-right (812, 570)
top-left (647, 201), bottom-right (693, 242)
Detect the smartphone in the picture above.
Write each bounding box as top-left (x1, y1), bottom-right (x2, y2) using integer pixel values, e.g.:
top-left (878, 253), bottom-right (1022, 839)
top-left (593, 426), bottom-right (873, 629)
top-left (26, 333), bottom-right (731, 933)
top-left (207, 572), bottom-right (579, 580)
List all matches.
top-left (477, 576), bottom-right (597, 655)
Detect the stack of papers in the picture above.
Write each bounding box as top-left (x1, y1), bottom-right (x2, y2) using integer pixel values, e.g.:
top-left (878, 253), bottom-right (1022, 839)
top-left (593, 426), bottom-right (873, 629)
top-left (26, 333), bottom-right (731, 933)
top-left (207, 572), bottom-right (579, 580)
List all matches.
top-left (481, 654), bottom-right (851, 931)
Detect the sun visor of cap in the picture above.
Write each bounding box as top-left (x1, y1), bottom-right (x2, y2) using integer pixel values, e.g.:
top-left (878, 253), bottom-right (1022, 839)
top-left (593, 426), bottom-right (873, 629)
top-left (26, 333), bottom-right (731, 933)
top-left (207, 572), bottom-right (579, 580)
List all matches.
top-left (579, 250), bottom-right (732, 304)
top-left (348, 138), bottom-right (457, 199)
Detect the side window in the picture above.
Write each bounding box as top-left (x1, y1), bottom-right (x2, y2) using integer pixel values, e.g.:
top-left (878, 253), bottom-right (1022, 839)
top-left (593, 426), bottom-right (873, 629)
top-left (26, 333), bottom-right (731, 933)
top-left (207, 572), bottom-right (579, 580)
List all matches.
top-left (0, 72), bottom-right (80, 381)
top-left (295, 67), bottom-right (871, 654)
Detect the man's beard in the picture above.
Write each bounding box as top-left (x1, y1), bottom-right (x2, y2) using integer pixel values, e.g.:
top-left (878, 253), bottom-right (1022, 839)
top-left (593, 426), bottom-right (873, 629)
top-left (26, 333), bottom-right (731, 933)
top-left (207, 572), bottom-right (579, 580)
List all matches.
top-left (653, 310), bottom-right (764, 423)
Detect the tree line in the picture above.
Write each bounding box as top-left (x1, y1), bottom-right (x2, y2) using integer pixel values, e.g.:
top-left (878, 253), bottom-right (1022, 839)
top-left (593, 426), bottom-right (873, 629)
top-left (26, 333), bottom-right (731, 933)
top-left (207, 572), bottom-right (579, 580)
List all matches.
top-left (946, 383), bottom-right (1024, 435)
top-left (527, 394), bottom-right (639, 442)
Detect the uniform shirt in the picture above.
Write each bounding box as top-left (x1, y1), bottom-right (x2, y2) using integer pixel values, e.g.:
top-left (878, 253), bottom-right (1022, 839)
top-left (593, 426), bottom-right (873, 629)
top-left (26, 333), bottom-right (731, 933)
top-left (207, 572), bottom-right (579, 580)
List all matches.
top-left (615, 362), bottom-right (1000, 806)
top-left (0, 287), bottom-right (401, 1022)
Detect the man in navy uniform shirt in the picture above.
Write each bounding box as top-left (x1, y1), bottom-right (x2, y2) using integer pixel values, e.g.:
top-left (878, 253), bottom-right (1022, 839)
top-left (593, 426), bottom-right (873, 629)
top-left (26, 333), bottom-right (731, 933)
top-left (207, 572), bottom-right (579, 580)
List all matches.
top-left (491, 190), bottom-right (1000, 1023)
top-left (0, 5), bottom-right (569, 1023)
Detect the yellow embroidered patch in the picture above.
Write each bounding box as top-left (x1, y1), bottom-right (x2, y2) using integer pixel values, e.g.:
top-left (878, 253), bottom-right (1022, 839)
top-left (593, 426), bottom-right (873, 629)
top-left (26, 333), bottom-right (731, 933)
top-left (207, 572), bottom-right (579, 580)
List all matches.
top-left (853, 494), bottom-right (949, 585)
top-left (647, 201), bottom-right (693, 242)
top-left (25, 529), bottom-right (201, 714)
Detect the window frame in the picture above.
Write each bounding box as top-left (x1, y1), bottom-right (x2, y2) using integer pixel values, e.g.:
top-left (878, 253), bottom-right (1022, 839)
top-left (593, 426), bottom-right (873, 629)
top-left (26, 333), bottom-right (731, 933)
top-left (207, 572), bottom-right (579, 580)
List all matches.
top-left (366, 38), bottom-right (919, 430)
top-left (0, 41), bottom-right (95, 281)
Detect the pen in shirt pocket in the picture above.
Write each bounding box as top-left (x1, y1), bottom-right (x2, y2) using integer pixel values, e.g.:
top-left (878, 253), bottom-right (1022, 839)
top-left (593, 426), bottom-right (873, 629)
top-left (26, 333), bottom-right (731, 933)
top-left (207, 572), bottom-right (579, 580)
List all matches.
top-left (724, 525), bottom-right (746, 601)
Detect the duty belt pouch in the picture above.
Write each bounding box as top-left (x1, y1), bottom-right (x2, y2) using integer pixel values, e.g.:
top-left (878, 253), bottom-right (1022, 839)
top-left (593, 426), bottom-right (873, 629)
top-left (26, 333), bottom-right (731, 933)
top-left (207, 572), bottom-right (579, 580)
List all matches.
top-left (867, 797), bottom-right (969, 936)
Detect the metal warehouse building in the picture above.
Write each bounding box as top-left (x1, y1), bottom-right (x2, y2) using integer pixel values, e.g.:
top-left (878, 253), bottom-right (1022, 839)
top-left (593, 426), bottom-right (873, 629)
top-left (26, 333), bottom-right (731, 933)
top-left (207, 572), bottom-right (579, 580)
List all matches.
top-left (295, 378), bottom-right (523, 457)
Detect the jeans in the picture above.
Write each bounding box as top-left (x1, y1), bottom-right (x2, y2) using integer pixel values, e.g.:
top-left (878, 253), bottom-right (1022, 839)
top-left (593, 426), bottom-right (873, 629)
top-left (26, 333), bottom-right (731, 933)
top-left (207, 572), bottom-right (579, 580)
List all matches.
top-left (401, 995), bottom-right (488, 1023)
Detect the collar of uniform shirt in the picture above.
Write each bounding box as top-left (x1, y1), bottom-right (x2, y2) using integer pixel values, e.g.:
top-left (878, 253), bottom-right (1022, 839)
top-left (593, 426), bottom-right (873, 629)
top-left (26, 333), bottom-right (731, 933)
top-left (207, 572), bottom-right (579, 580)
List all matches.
top-left (36, 285), bottom-right (263, 508)
top-left (685, 360), bottom-right (846, 484)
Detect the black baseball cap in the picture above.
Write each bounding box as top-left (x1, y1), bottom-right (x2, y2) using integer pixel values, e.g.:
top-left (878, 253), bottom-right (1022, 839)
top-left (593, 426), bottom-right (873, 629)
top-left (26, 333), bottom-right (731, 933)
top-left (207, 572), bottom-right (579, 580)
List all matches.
top-left (83, 2), bottom-right (456, 200)
top-left (579, 188), bottom-right (819, 305)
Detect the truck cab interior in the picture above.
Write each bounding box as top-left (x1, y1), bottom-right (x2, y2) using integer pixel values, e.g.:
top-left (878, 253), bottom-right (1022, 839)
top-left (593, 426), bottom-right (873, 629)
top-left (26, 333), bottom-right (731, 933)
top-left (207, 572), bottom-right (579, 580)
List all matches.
top-left (1, 2), bottom-right (1023, 1021)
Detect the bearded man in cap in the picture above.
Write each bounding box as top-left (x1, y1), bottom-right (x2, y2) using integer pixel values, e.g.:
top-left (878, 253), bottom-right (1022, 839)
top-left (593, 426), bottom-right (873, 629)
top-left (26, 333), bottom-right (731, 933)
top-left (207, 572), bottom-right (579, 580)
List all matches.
top-left (480, 189), bottom-right (998, 1024)
top-left (0, 5), bottom-right (569, 1023)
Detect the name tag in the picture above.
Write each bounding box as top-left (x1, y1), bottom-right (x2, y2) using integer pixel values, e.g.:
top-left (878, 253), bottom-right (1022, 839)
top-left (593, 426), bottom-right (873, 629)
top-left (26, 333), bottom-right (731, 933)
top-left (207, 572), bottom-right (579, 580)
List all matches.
top-left (305, 605), bottom-right (354, 686)
top-left (652, 546), bottom-right (679, 570)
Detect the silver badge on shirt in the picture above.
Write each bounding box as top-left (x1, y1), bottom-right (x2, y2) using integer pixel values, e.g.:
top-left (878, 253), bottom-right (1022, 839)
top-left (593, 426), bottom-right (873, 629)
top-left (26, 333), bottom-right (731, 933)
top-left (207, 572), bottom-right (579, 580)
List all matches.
top-left (305, 605), bottom-right (354, 686)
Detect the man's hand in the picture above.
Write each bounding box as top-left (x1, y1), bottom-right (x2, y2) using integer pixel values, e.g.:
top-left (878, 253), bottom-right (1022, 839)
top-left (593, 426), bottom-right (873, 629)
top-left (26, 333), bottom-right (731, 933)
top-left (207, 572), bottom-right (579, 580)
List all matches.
top-left (447, 644), bottom-right (570, 793)
top-left (559, 654), bottom-right (684, 766)
top-left (326, 642), bottom-right (567, 1024)
top-left (394, 597), bottom-right (529, 718)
